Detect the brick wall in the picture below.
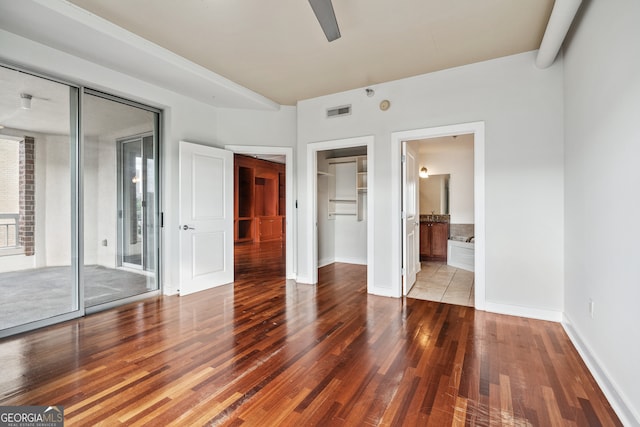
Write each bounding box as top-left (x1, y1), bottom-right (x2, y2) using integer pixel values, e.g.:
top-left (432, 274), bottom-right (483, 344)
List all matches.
top-left (19, 136), bottom-right (35, 256)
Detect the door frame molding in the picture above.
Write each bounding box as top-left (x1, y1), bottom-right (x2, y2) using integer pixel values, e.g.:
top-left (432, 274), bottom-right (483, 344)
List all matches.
top-left (305, 136), bottom-right (374, 290)
top-left (391, 122), bottom-right (485, 310)
top-left (225, 145), bottom-right (295, 279)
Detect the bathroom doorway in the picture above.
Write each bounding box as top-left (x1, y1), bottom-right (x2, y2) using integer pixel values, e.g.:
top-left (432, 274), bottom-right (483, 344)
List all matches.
top-left (405, 134), bottom-right (475, 307)
top-left (391, 122), bottom-right (485, 310)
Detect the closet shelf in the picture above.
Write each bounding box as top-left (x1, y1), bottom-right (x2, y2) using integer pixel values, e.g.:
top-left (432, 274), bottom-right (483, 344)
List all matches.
top-left (328, 159), bottom-right (356, 165)
top-left (325, 155), bottom-right (367, 222)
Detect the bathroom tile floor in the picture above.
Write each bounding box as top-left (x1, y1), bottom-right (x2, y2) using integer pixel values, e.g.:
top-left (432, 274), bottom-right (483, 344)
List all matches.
top-left (407, 262), bottom-right (474, 307)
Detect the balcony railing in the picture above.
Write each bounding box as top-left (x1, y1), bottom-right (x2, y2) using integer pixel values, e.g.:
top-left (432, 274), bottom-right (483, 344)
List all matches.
top-left (0, 213), bottom-right (19, 248)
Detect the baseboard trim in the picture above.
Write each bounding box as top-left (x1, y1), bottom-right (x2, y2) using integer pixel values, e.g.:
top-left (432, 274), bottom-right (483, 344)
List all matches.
top-left (368, 287), bottom-right (399, 298)
top-left (334, 256), bottom-right (367, 265)
top-left (484, 302), bottom-right (563, 322)
top-left (295, 275), bottom-right (315, 285)
top-left (562, 314), bottom-right (639, 426)
top-left (318, 258), bottom-right (334, 268)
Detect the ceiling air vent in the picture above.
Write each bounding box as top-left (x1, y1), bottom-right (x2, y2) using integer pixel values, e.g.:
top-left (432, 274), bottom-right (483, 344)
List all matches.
top-left (326, 104), bottom-right (351, 118)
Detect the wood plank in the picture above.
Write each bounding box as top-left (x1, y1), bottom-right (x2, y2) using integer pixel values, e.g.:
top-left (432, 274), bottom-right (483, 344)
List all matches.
top-left (0, 242), bottom-right (622, 426)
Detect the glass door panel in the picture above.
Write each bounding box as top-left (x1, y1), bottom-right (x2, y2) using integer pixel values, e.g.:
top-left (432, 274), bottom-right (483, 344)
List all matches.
top-left (143, 135), bottom-right (156, 272)
top-left (83, 92), bottom-right (159, 308)
top-left (0, 66), bottom-right (80, 335)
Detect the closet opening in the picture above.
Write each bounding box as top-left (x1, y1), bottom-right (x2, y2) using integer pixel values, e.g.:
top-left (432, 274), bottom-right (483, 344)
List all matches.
top-left (316, 145), bottom-right (368, 271)
top-left (306, 135), bottom-right (374, 290)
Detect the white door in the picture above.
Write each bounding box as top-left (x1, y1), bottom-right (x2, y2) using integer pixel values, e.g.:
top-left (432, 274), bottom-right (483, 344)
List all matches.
top-left (402, 142), bottom-right (420, 295)
top-left (179, 141), bottom-right (234, 296)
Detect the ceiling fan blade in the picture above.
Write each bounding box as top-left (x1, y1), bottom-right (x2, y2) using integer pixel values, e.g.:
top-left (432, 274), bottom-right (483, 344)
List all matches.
top-left (308, 0), bottom-right (341, 42)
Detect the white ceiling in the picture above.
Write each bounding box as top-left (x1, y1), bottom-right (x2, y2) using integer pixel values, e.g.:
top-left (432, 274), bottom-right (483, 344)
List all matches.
top-left (63, 0), bottom-right (555, 106)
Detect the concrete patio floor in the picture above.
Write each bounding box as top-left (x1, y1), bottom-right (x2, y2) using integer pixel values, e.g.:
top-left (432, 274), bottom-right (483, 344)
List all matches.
top-left (0, 265), bottom-right (153, 330)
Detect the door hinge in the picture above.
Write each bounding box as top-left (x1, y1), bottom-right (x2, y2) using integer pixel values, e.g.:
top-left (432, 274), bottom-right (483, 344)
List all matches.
top-left (401, 211), bottom-right (406, 219)
top-left (401, 267), bottom-right (406, 275)
top-left (401, 154), bottom-right (406, 163)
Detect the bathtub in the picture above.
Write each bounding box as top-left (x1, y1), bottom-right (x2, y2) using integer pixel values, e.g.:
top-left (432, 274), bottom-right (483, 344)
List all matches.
top-left (447, 237), bottom-right (474, 272)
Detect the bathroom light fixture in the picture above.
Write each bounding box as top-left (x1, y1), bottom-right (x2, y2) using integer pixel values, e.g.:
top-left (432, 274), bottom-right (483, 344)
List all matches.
top-left (419, 166), bottom-right (429, 178)
top-left (20, 93), bottom-right (32, 110)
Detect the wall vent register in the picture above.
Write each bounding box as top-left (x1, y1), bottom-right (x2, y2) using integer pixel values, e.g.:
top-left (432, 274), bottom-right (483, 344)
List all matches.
top-left (326, 105), bottom-right (351, 118)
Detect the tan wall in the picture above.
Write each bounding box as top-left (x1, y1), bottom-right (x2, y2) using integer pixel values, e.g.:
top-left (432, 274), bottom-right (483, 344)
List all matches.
top-left (0, 139), bottom-right (19, 213)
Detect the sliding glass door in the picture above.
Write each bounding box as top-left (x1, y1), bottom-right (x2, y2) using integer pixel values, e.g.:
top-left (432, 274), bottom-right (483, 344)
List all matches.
top-left (0, 65), bottom-right (80, 336)
top-left (0, 65), bottom-right (161, 336)
top-left (83, 92), bottom-right (159, 309)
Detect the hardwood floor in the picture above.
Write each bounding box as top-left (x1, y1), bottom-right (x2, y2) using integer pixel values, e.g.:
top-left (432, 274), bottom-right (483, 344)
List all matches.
top-left (0, 241), bottom-right (621, 426)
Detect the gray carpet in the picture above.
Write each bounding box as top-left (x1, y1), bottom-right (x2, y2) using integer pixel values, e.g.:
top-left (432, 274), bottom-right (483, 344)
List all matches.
top-left (0, 265), bottom-right (154, 330)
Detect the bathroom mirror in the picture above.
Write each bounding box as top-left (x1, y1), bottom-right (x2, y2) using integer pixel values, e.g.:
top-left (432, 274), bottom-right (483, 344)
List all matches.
top-left (419, 174), bottom-right (450, 215)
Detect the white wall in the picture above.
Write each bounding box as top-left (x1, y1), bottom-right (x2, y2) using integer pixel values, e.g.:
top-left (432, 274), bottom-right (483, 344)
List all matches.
top-left (563, 0), bottom-right (640, 424)
top-left (297, 51), bottom-right (565, 316)
top-left (83, 136), bottom-right (100, 266)
top-left (216, 107), bottom-right (297, 148)
top-left (316, 151), bottom-right (334, 267)
top-left (95, 133), bottom-right (117, 268)
top-left (42, 134), bottom-right (71, 267)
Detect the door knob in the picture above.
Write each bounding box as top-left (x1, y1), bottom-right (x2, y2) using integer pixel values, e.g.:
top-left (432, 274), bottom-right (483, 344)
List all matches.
top-left (182, 225), bottom-right (195, 230)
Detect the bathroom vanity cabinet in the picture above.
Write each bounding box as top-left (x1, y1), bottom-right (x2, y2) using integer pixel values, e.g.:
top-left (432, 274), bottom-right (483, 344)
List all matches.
top-left (420, 222), bottom-right (449, 261)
